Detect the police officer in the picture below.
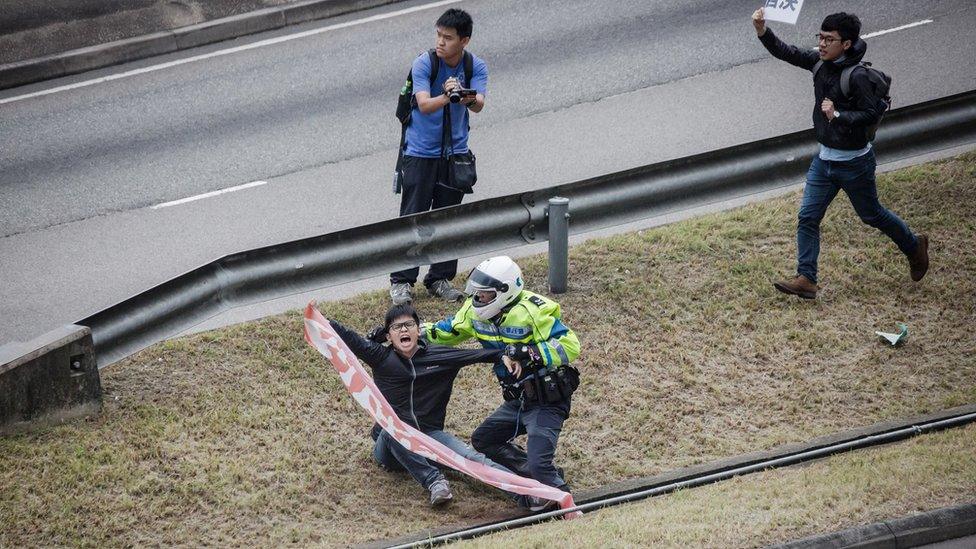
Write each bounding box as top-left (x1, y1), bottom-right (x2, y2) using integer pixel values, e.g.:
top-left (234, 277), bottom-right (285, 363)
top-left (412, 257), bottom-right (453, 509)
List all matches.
top-left (424, 256), bottom-right (580, 498)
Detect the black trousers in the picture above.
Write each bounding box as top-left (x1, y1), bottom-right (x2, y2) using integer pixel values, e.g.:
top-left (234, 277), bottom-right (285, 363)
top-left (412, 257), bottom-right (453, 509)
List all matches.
top-left (471, 399), bottom-right (571, 492)
top-left (390, 155), bottom-right (465, 287)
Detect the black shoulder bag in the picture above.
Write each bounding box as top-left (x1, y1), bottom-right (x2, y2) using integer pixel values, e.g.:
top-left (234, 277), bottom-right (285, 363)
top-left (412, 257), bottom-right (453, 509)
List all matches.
top-left (440, 103), bottom-right (477, 194)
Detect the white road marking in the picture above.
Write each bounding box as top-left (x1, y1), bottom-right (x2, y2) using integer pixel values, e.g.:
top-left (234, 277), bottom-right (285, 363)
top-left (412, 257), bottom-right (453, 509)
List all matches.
top-left (810, 18), bottom-right (933, 49)
top-left (862, 19), bottom-right (934, 39)
top-left (150, 180), bottom-right (267, 209)
top-left (0, 0), bottom-right (462, 106)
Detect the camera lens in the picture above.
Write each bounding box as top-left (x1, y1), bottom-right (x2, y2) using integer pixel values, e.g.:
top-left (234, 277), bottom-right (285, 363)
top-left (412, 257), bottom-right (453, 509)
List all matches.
top-left (449, 91), bottom-right (461, 103)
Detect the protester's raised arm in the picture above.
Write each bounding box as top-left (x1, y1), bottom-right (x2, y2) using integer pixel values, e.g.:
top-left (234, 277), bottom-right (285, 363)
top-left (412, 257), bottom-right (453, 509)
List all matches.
top-left (328, 319), bottom-right (387, 366)
top-left (756, 26), bottom-right (819, 71)
top-left (752, 7), bottom-right (767, 37)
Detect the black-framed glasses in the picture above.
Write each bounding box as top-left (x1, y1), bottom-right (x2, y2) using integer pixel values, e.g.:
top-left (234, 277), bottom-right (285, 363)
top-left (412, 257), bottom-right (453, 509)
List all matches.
top-left (389, 320), bottom-right (417, 332)
top-left (816, 33), bottom-right (841, 45)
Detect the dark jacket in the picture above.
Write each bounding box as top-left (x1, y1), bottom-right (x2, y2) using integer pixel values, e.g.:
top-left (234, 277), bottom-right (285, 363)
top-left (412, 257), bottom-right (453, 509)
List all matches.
top-left (329, 320), bottom-right (502, 432)
top-left (759, 28), bottom-right (883, 150)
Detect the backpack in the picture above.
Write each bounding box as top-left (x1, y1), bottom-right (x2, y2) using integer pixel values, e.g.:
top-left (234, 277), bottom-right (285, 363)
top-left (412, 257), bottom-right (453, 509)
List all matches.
top-left (393, 49), bottom-right (474, 192)
top-left (813, 60), bottom-right (892, 141)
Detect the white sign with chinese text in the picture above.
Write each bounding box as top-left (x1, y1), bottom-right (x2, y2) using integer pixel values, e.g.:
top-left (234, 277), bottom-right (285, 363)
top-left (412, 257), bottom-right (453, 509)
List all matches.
top-left (764, 0), bottom-right (805, 25)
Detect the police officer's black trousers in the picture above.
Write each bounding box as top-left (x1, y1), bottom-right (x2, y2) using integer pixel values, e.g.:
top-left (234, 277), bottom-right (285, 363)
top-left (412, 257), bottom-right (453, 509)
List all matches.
top-left (471, 398), bottom-right (570, 492)
top-left (390, 155), bottom-right (465, 288)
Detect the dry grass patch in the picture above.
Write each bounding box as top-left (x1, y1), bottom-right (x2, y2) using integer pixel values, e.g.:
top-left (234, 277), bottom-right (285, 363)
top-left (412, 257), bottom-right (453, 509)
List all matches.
top-left (1, 153), bottom-right (974, 547)
top-left (462, 423), bottom-right (976, 548)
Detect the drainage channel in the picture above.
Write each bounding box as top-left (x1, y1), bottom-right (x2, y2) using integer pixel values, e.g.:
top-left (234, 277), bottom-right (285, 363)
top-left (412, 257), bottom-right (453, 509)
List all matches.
top-left (382, 409), bottom-right (976, 548)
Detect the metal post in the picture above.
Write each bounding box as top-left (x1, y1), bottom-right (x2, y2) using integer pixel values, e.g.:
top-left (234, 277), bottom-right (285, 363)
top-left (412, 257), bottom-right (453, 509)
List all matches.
top-left (547, 197), bottom-right (570, 294)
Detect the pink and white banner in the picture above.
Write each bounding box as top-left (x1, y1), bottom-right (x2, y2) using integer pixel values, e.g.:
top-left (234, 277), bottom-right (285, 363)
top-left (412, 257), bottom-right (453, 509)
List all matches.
top-left (303, 302), bottom-right (578, 516)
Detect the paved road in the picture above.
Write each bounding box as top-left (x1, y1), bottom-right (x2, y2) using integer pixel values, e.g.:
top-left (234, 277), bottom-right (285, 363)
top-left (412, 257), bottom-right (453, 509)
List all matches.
top-left (1, 0), bottom-right (974, 345)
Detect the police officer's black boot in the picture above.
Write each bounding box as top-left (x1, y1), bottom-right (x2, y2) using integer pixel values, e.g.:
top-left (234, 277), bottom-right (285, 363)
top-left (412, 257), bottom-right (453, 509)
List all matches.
top-left (485, 443), bottom-right (531, 477)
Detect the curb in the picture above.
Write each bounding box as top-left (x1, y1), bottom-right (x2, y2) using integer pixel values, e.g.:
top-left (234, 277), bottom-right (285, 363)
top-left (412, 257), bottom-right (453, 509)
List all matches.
top-left (363, 404), bottom-right (976, 548)
top-left (0, 0), bottom-right (405, 91)
top-left (578, 404), bottom-right (976, 506)
top-left (771, 502), bottom-right (976, 548)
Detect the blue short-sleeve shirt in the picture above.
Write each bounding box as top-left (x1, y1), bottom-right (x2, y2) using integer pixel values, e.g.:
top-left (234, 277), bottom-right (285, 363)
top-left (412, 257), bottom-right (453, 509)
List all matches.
top-left (405, 51), bottom-right (488, 158)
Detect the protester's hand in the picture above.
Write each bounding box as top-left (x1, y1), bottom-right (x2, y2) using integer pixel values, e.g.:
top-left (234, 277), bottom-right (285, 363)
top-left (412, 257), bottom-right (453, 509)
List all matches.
top-left (821, 98), bottom-right (837, 120)
top-left (502, 355), bottom-right (522, 378)
top-left (443, 76), bottom-right (460, 94)
top-left (752, 7), bottom-right (766, 36)
top-left (366, 325), bottom-right (387, 343)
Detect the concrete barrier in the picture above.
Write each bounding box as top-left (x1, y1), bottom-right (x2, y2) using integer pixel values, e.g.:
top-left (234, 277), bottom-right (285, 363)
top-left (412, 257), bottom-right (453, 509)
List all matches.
top-left (771, 502), bottom-right (976, 548)
top-left (0, 325), bottom-right (102, 435)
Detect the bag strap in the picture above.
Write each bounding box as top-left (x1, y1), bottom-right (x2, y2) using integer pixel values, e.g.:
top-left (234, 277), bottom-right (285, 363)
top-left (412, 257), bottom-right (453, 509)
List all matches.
top-left (440, 102), bottom-right (453, 159)
top-left (462, 51), bottom-right (473, 89)
top-left (812, 59), bottom-right (867, 99)
top-left (439, 51), bottom-right (474, 159)
top-left (428, 49), bottom-right (472, 89)
top-left (395, 123), bottom-right (408, 173)
top-left (839, 63), bottom-right (865, 97)
top-left (427, 49), bottom-right (439, 87)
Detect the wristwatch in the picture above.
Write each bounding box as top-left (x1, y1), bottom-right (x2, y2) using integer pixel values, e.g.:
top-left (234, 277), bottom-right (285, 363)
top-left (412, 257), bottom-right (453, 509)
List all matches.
top-left (833, 110), bottom-right (842, 120)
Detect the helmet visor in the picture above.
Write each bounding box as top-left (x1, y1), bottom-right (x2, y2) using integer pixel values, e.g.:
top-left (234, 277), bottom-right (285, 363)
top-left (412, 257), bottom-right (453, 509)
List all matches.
top-left (466, 269), bottom-right (510, 293)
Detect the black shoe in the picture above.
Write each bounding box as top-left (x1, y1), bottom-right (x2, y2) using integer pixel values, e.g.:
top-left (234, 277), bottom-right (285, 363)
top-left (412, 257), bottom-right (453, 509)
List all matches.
top-left (526, 496), bottom-right (558, 512)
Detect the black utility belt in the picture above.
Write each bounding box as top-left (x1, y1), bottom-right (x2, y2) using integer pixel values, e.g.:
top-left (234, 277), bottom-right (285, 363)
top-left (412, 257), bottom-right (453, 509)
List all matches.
top-left (518, 366), bottom-right (579, 404)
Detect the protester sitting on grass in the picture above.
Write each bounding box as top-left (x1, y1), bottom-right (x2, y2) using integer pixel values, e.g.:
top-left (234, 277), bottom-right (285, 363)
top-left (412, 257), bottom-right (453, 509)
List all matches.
top-left (328, 303), bottom-right (541, 509)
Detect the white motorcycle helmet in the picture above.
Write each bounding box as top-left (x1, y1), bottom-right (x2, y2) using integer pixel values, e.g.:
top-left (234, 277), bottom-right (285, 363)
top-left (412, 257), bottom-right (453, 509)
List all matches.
top-left (464, 256), bottom-right (524, 320)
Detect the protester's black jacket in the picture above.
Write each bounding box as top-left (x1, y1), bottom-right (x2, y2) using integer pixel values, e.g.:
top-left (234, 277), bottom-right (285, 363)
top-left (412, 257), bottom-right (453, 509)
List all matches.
top-left (759, 28), bottom-right (882, 150)
top-left (329, 320), bottom-right (502, 432)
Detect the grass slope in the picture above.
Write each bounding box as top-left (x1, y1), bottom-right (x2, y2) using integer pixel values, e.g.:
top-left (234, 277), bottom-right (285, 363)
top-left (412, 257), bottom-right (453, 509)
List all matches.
top-left (2, 153), bottom-right (974, 547)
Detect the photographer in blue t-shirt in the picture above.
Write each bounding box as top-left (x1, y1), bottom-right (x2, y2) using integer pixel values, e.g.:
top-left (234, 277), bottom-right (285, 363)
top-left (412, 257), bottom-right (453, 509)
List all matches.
top-left (390, 8), bottom-right (488, 306)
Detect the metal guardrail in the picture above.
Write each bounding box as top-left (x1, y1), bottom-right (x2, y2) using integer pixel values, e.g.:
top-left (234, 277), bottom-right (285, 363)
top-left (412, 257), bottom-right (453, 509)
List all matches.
top-left (80, 90), bottom-right (976, 367)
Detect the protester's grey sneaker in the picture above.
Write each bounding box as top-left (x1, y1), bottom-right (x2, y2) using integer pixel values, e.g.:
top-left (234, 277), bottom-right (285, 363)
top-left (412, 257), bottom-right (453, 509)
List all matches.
top-left (427, 279), bottom-right (464, 302)
top-left (428, 479), bottom-right (453, 507)
top-left (390, 283), bottom-right (413, 305)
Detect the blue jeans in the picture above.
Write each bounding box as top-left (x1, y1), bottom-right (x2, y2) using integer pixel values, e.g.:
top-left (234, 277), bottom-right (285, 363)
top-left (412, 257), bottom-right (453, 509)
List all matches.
top-left (797, 150), bottom-right (918, 283)
top-left (373, 428), bottom-right (516, 493)
top-left (471, 399), bottom-right (569, 491)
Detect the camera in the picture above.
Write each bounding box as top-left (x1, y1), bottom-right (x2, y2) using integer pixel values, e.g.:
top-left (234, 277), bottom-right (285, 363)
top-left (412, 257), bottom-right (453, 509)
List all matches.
top-left (448, 88), bottom-right (477, 103)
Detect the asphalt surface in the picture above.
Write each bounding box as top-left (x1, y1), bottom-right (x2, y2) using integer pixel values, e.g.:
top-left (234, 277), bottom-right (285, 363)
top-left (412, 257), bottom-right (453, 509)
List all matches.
top-left (1, 0), bottom-right (975, 345)
top-left (0, 0), bottom-right (307, 64)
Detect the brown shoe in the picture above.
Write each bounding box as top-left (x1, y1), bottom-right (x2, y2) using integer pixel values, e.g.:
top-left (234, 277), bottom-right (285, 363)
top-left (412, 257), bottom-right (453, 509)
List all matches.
top-left (773, 275), bottom-right (819, 300)
top-left (908, 234), bottom-right (929, 282)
